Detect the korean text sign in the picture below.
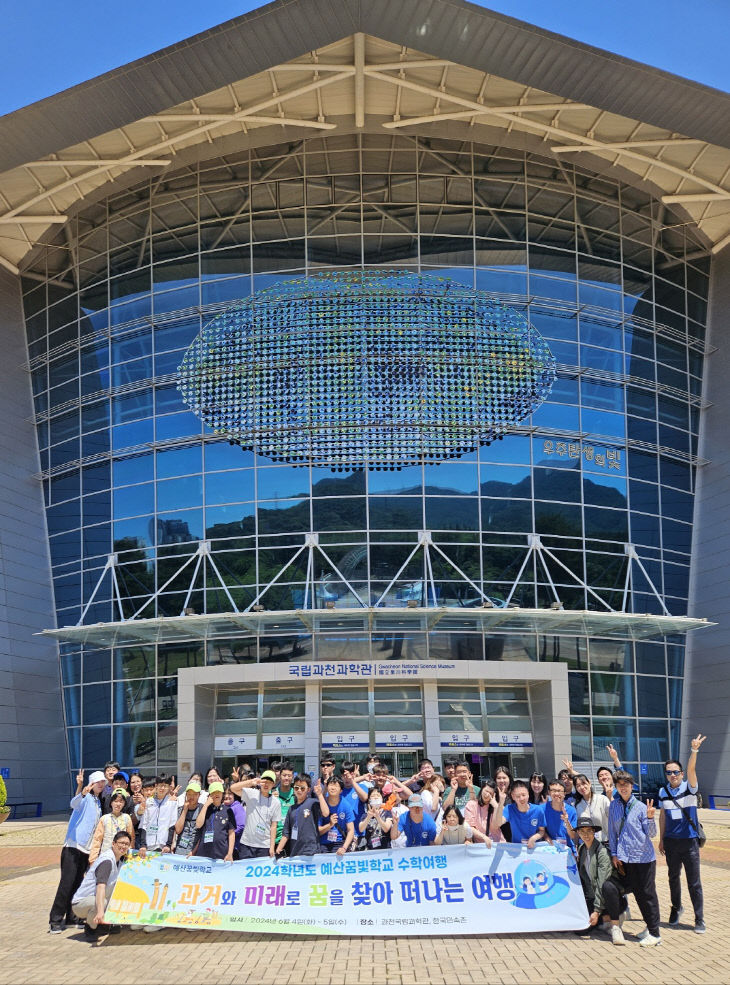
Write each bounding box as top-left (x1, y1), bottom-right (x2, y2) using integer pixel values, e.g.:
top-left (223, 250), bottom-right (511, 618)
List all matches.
top-left (106, 844), bottom-right (588, 936)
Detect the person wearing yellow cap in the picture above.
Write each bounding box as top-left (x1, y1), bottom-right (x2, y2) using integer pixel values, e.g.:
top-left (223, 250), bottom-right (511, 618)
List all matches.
top-left (193, 781), bottom-right (236, 861)
top-left (230, 770), bottom-right (282, 858)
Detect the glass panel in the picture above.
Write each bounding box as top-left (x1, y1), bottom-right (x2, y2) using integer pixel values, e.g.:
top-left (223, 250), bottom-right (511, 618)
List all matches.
top-left (590, 673), bottom-right (635, 716)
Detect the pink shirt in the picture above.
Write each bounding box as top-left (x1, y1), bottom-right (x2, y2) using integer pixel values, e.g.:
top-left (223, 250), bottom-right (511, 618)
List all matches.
top-left (464, 801), bottom-right (504, 842)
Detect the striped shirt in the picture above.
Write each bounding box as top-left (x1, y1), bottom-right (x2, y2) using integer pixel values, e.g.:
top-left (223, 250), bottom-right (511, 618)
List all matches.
top-left (608, 795), bottom-right (656, 863)
top-left (659, 780), bottom-right (700, 840)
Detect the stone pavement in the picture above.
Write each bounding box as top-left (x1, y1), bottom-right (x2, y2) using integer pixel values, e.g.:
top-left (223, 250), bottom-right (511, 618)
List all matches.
top-left (1, 812), bottom-right (728, 985)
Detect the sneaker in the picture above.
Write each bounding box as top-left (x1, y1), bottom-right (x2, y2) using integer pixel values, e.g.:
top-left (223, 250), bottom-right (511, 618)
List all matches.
top-left (637, 928), bottom-right (650, 941)
top-left (668, 905), bottom-right (684, 927)
top-left (611, 925), bottom-right (626, 946)
top-left (624, 902), bottom-right (633, 920)
top-left (82, 924), bottom-right (99, 943)
top-left (48, 923), bottom-right (64, 935)
top-left (639, 933), bottom-right (662, 947)
top-left (618, 910), bottom-right (627, 928)
top-left (694, 921), bottom-right (706, 934)
top-left (143, 924), bottom-right (163, 933)
top-left (107, 925), bottom-right (121, 934)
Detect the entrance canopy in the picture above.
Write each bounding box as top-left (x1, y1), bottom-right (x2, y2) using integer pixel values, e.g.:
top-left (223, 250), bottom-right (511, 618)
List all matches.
top-left (41, 606), bottom-right (710, 648)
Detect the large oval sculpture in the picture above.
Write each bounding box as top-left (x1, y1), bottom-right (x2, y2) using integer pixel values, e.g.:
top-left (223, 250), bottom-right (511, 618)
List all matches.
top-left (178, 270), bottom-right (556, 470)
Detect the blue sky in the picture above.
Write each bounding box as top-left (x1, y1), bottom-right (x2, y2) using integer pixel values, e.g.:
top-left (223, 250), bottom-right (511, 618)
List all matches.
top-left (1, 0), bottom-right (728, 116)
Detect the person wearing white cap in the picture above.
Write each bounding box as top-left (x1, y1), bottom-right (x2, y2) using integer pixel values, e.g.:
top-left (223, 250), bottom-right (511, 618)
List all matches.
top-left (48, 768), bottom-right (106, 934)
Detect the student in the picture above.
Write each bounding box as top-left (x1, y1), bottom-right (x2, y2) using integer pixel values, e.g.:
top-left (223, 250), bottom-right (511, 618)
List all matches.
top-left (340, 762), bottom-right (369, 834)
top-left (435, 805), bottom-right (473, 845)
top-left (597, 765), bottom-right (618, 802)
top-left (173, 782), bottom-right (204, 856)
top-left (557, 768), bottom-right (578, 808)
top-left (573, 774), bottom-right (611, 842)
top-left (275, 762), bottom-right (296, 845)
top-left (71, 830), bottom-right (131, 942)
top-left (442, 758), bottom-right (459, 787)
top-left (405, 758), bottom-right (436, 792)
top-left (230, 770), bottom-right (282, 859)
top-left (276, 776), bottom-right (330, 858)
top-left (223, 785), bottom-right (246, 858)
top-left (543, 778), bottom-right (577, 848)
top-left (529, 772), bottom-right (549, 805)
top-left (500, 779), bottom-right (546, 847)
top-left (357, 786), bottom-right (395, 850)
top-left (318, 777), bottom-right (355, 855)
top-left (574, 815), bottom-right (627, 946)
top-left (658, 733), bottom-right (706, 933)
top-left (494, 766), bottom-right (512, 798)
top-left (49, 769), bottom-right (106, 934)
top-left (442, 762), bottom-right (480, 811)
top-left (420, 774), bottom-right (445, 826)
top-left (398, 794), bottom-right (437, 847)
top-left (176, 772), bottom-right (206, 808)
top-left (100, 771), bottom-right (132, 816)
top-left (100, 762), bottom-right (121, 800)
top-left (193, 781), bottom-right (236, 861)
top-left (464, 780), bottom-right (503, 845)
top-left (608, 770), bottom-right (661, 947)
top-left (89, 789), bottom-right (135, 863)
top-left (137, 775), bottom-right (178, 856)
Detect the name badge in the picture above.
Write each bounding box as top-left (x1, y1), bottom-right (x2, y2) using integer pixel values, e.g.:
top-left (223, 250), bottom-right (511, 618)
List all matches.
top-left (327, 829), bottom-right (339, 842)
top-left (291, 827), bottom-right (298, 840)
top-left (370, 835), bottom-right (381, 848)
top-left (203, 829), bottom-right (214, 843)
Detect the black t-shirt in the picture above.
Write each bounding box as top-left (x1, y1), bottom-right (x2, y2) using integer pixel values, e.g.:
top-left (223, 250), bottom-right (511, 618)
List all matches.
top-left (174, 804), bottom-right (203, 855)
top-left (101, 791), bottom-right (135, 817)
top-left (282, 797), bottom-right (324, 856)
top-left (194, 803), bottom-right (235, 860)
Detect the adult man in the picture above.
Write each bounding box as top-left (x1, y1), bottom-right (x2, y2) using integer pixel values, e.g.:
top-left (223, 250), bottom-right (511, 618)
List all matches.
top-left (543, 778), bottom-right (577, 848)
top-left (608, 770), bottom-right (661, 947)
top-left (49, 769), bottom-right (106, 934)
top-left (500, 780), bottom-right (546, 847)
top-left (442, 762), bottom-right (479, 812)
top-left (100, 762), bottom-right (121, 799)
top-left (275, 762), bottom-right (296, 845)
top-left (398, 794), bottom-right (437, 847)
top-left (658, 732), bottom-right (707, 933)
top-left (71, 830), bottom-right (131, 942)
top-left (317, 758), bottom-right (336, 788)
top-left (230, 769), bottom-right (282, 858)
top-left (137, 775), bottom-right (178, 856)
top-left (275, 776), bottom-right (330, 858)
top-left (573, 815), bottom-right (627, 946)
top-left (558, 768), bottom-right (578, 808)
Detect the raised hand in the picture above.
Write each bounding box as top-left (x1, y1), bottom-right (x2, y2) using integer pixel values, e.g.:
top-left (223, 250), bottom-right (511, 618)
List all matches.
top-left (690, 734), bottom-right (707, 752)
top-left (606, 743), bottom-right (620, 763)
top-left (76, 768), bottom-right (84, 787)
top-left (231, 766), bottom-right (240, 782)
top-left (646, 799), bottom-right (655, 820)
top-left (561, 758), bottom-right (574, 773)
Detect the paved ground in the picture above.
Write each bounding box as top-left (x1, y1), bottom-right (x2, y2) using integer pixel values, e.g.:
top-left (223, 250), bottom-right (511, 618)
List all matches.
top-left (1, 811), bottom-right (728, 985)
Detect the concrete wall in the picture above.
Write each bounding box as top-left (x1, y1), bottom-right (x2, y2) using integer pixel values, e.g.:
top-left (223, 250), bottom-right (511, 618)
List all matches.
top-left (0, 269), bottom-right (68, 813)
top-left (684, 247), bottom-right (730, 795)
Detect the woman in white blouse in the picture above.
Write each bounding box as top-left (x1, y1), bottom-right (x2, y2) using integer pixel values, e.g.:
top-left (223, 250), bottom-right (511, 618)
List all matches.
top-left (572, 773), bottom-right (610, 842)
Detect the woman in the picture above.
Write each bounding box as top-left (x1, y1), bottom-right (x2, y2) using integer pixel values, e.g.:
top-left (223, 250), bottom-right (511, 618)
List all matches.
top-left (572, 773), bottom-right (611, 842)
top-left (494, 766), bottom-right (512, 799)
top-left (420, 775), bottom-right (444, 826)
top-left (464, 780), bottom-right (503, 845)
top-left (88, 789), bottom-right (134, 863)
top-left (434, 805), bottom-right (473, 845)
top-left (529, 772), bottom-right (549, 805)
top-left (357, 786), bottom-right (394, 850)
top-left (204, 766), bottom-right (223, 790)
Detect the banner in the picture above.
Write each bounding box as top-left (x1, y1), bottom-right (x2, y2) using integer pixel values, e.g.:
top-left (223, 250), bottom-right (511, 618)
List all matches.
top-left (106, 844), bottom-right (588, 936)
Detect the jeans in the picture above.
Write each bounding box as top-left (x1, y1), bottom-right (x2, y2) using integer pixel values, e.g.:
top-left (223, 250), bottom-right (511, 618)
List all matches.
top-left (624, 860), bottom-right (660, 937)
top-left (49, 846), bottom-right (89, 925)
top-left (664, 838), bottom-right (704, 922)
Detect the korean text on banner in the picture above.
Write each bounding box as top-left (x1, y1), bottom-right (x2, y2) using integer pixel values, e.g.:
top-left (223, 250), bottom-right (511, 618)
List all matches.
top-left (106, 844), bottom-right (588, 936)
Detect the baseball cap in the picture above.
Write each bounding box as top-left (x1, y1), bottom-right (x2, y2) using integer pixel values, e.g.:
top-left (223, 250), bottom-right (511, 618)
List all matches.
top-left (185, 782), bottom-right (202, 794)
top-left (110, 788), bottom-right (127, 800)
top-left (261, 770), bottom-right (277, 782)
top-left (112, 771), bottom-right (129, 783)
top-left (408, 794), bottom-right (424, 808)
top-left (208, 781), bottom-right (224, 794)
top-left (89, 770), bottom-right (105, 784)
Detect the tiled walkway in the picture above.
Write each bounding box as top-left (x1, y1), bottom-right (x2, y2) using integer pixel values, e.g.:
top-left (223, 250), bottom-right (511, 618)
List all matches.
top-left (1, 812), bottom-right (728, 985)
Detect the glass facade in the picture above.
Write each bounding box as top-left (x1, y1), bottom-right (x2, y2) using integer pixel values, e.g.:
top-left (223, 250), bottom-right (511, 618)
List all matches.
top-left (23, 134), bottom-right (707, 791)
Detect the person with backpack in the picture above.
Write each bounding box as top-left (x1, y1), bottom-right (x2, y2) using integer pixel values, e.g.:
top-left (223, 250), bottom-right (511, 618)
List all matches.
top-left (658, 732), bottom-right (707, 934)
top-left (573, 813), bottom-right (628, 945)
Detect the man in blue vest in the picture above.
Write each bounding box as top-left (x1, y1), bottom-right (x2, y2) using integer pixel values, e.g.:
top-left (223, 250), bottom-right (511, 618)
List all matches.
top-left (49, 769), bottom-right (106, 934)
top-left (658, 732), bottom-right (707, 934)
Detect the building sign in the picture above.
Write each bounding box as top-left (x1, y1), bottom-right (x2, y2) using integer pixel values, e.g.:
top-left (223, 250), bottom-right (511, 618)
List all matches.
top-left (375, 731), bottom-right (423, 748)
top-left (488, 731), bottom-right (533, 748)
top-left (107, 845), bottom-right (588, 936)
top-left (262, 734), bottom-right (305, 752)
top-left (542, 440), bottom-right (622, 470)
top-left (440, 732), bottom-right (484, 748)
top-left (289, 662), bottom-right (456, 679)
top-left (214, 735), bottom-right (256, 753)
top-left (321, 731), bottom-right (370, 749)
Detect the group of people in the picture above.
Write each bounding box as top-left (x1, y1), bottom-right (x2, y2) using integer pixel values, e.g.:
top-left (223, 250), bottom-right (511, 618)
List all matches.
top-left (48, 734), bottom-right (707, 946)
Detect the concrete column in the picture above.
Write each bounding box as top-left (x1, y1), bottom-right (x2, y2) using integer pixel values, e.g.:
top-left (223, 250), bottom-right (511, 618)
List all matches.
top-left (422, 681), bottom-right (442, 770)
top-left (304, 681), bottom-right (320, 776)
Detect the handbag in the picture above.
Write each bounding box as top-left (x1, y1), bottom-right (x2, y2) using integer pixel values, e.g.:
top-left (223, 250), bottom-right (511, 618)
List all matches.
top-left (665, 788), bottom-right (706, 848)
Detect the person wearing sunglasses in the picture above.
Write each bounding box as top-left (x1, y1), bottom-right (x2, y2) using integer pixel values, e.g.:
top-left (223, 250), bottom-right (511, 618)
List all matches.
top-left (658, 732), bottom-right (707, 934)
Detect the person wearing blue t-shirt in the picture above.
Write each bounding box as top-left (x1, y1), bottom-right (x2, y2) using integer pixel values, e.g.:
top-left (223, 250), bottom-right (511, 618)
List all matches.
top-left (398, 794), bottom-right (437, 847)
top-left (500, 780), bottom-right (546, 847)
top-left (658, 733), bottom-right (706, 934)
top-left (543, 779), bottom-right (577, 850)
top-left (318, 777), bottom-right (355, 855)
top-left (340, 762), bottom-right (369, 831)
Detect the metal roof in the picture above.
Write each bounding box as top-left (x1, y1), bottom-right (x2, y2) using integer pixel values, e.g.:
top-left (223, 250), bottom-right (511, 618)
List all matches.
top-left (2, 0), bottom-right (730, 277)
top-left (40, 607), bottom-right (712, 648)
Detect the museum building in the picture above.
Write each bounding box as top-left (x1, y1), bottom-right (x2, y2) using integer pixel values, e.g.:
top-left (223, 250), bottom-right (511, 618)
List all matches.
top-left (1, 0), bottom-right (729, 809)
